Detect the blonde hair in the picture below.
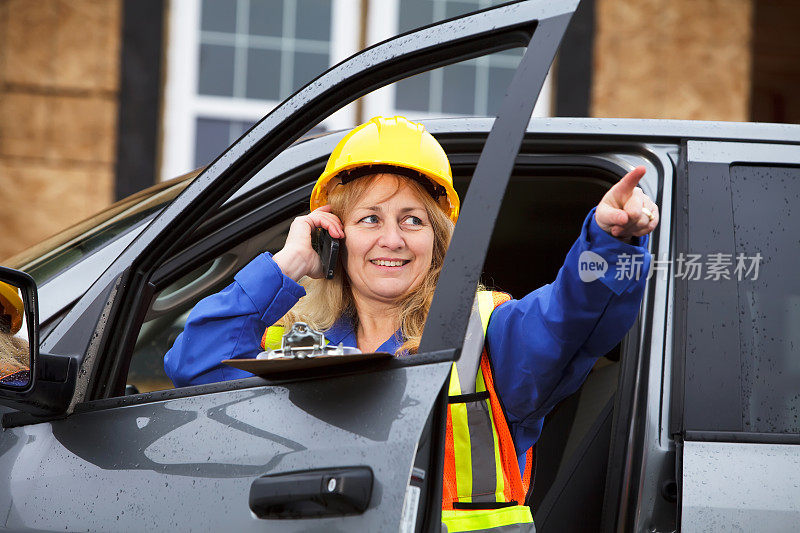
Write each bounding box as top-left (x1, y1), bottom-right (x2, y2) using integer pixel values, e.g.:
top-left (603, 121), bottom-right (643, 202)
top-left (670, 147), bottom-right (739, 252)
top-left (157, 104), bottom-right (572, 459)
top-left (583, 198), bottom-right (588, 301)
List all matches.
top-left (0, 333), bottom-right (30, 379)
top-left (281, 173), bottom-right (454, 354)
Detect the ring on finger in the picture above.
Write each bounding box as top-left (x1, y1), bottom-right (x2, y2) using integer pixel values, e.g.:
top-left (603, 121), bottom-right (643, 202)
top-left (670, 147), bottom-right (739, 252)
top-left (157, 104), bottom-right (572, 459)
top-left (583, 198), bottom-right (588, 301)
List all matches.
top-left (641, 206), bottom-right (655, 221)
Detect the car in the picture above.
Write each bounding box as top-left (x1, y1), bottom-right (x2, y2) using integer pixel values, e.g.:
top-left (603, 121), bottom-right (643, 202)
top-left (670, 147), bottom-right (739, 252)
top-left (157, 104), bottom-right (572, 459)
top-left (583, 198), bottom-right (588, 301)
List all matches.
top-left (1, 0), bottom-right (799, 531)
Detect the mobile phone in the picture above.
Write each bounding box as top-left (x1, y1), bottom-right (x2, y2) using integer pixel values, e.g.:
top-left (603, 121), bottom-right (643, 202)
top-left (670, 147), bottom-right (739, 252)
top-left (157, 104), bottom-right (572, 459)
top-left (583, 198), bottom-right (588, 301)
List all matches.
top-left (312, 228), bottom-right (340, 279)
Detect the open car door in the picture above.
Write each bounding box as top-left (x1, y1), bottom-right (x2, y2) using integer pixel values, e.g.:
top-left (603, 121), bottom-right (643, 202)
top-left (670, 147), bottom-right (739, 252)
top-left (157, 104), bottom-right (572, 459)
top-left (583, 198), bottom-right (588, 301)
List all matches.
top-left (0, 1), bottom-right (579, 530)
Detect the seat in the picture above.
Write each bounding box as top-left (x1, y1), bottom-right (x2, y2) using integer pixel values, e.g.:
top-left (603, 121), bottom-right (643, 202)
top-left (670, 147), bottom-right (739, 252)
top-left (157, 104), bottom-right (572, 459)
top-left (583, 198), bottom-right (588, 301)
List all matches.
top-left (531, 361), bottom-right (618, 532)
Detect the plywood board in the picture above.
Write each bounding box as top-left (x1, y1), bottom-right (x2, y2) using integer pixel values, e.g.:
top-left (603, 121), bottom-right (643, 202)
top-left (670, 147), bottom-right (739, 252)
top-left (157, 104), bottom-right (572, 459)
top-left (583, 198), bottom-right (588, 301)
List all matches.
top-left (592, 0), bottom-right (753, 121)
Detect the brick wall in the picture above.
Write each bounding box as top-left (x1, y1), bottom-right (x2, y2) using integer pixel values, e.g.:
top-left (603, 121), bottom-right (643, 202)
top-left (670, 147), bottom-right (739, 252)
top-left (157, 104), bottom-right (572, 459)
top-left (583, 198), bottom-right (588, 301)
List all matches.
top-left (0, 0), bottom-right (121, 260)
top-left (592, 0), bottom-right (753, 121)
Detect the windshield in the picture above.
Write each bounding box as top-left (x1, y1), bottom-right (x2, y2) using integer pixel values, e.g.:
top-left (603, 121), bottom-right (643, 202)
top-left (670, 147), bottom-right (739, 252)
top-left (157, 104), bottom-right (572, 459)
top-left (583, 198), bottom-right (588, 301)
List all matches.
top-left (3, 170), bottom-right (200, 285)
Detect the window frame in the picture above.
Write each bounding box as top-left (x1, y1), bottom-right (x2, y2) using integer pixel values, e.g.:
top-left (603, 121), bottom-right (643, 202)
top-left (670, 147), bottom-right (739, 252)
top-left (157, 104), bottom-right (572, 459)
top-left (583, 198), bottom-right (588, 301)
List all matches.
top-left (122, 143), bottom-right (659, 397)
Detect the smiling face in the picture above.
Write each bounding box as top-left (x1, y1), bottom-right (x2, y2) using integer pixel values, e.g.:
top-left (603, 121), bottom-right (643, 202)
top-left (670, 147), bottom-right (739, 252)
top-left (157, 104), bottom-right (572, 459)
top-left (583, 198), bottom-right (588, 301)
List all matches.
top-left (340, 174), bottom-right (435, 306)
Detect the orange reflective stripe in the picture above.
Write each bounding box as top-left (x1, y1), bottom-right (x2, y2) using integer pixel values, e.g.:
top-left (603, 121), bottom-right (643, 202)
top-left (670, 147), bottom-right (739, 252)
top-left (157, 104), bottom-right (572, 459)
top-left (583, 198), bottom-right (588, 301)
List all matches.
top-left (442, 403), bottom-right (457, 510)
top-left (522, 447), bottom-right (534, 496)
top-left (491, 291), bottom-right (511, 308)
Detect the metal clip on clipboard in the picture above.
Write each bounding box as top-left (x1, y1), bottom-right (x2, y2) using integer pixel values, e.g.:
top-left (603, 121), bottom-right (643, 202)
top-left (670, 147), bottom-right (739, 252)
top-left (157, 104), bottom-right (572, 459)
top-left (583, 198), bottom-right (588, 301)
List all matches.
top-left (257, 322), bottom-right (362, 360)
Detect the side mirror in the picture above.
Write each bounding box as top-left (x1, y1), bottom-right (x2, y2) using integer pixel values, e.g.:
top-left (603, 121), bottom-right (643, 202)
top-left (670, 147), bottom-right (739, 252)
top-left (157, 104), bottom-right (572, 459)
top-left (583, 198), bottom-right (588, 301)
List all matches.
top-left (0, 270), bottom-right (32, 389)
top-left (0, 266), bottom-right (77, 417)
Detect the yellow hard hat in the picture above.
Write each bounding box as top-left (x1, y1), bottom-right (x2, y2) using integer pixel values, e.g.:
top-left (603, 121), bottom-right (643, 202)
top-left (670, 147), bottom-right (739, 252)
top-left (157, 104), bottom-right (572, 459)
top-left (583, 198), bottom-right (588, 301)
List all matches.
top-left (0, 282), bottom-right (23, 335)
top-left (310, 116), bottom-right (459, 222)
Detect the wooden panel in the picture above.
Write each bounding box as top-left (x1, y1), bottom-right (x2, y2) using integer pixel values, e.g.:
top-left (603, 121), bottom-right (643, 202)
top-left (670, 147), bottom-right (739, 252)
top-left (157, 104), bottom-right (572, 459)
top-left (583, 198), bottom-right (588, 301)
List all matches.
top-left (0, 2), bottom-right (6, 85)
top-left (0, 160), bottom-right (113, 260)
top-left (3, 0), bottom-right (121, 92)
top-left (54, 0), bottom-right (122, 92)
top-left (3, 0), bottom-right (57, 88)
top-left (0, 93), bottom-right (51, 159)
top-left (0, 0), bottom-right (121, 258)
top-left (49, 95), bottom-right (118, 163)
top-left (592, 0), bottom-right (753, 121)
top-left (0, 93), bottom-right (116, 163)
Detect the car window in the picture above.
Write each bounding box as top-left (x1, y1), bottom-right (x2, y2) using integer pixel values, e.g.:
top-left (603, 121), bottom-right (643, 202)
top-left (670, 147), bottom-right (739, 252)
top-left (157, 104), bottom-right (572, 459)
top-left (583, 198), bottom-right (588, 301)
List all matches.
top-left (452, 172), bottom-right (611, 296)
top-left (682, 163), bottom-right (800, 435)
top-left (4, 172), bottom-right (197, 285)
top-left (729, 165), bottom-right (800, 434)
top-left (127, 218), bottom-right (294, 393)
top-left (125, 164), bottom-right (618, 391)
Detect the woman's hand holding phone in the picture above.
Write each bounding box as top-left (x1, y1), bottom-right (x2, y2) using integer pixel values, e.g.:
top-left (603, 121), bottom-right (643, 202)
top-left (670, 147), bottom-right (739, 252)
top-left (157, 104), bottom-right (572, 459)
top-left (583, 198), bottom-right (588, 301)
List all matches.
top-left (274, 206), bottom-right (344, 281)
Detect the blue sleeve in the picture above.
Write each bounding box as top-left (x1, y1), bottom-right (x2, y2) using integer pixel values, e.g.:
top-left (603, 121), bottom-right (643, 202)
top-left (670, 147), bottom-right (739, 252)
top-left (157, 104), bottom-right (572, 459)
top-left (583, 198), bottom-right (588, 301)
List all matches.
top-left (163, 252), bottom-right (306, 388)
top-left (486, 207), bottom-right (651, 455)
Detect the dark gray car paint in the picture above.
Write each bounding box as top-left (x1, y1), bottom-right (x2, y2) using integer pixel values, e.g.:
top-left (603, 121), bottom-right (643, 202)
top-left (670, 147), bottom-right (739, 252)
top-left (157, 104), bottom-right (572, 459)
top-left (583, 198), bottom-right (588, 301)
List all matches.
top-left (666, 139), bottom-right (800, 533)
top-left (0, 363), bottom-right (450, 531)
top-left (677, 139), bottom-right (800, 434)
top-left (682, 441), bottom-right (800, 532)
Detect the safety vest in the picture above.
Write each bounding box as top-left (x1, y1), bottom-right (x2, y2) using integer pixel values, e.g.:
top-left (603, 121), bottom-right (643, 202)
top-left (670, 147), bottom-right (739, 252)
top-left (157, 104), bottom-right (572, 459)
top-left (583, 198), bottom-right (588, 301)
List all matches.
top-left (260, 290), bottom-right (534, 532)
top-left (441, 291), bottom-right (535, 532)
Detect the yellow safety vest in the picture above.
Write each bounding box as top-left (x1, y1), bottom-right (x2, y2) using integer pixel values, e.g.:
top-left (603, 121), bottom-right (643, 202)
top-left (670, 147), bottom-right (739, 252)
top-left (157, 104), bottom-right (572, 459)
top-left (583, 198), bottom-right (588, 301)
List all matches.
top-left (441, 291), bottom-right (534, 532)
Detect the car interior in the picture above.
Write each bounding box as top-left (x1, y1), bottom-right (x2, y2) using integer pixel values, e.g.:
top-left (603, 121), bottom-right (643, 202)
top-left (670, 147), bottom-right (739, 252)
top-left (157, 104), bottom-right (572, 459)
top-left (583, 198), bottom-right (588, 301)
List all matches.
top-left (122, 156), bottom-right (629, 532)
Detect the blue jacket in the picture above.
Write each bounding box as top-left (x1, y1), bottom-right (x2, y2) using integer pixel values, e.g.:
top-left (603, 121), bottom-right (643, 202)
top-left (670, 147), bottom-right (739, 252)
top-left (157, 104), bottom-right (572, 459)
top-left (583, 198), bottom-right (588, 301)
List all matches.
top-left (165, 207), bottom-right (650, 472)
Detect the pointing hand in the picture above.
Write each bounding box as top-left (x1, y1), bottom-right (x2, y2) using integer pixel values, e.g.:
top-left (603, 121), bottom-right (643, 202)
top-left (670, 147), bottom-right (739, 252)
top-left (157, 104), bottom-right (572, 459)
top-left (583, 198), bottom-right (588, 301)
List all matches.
top-left (594, 166), bottom-right (659, 243)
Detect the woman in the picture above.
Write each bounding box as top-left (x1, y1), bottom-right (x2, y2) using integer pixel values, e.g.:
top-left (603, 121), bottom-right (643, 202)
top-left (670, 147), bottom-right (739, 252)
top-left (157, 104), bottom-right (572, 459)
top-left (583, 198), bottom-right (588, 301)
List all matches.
top-left (165, 116), bottom-right (657, 531)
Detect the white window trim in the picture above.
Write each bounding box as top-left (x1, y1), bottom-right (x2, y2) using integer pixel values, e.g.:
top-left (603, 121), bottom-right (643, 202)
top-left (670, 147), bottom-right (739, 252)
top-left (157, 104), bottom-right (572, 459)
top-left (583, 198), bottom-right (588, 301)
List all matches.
top-left (162, 0), bottom-right (201, 181)
top-left (361, 0), bottom-right (552, 123)
top-left (162, 0), bottom-right (359, 181)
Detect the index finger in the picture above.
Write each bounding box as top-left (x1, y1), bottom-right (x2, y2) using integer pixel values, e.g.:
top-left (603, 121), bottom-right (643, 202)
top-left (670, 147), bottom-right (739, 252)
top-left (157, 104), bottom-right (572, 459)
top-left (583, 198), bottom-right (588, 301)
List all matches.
top-left (612, 166), bottom-right (646, 199)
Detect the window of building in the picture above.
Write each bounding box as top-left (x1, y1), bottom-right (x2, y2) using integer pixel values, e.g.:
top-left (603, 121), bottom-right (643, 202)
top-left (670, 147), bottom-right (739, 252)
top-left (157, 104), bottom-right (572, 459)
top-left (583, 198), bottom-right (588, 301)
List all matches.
top-left (162, 0), bottom-right (359, 180)
top-left (361, 0), bottom-right (553, 120)
top-left (162, 0), bottom-right (552, 181)
top-left (395, 0), bottom-right (525, 116)
top-left (197, 0), bottom-right (332, 102)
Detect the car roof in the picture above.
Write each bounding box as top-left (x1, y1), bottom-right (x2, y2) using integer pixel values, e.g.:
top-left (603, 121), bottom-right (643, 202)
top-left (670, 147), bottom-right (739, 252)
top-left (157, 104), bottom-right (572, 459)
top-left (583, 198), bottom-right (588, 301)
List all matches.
top-left (416, 116), bottom-right (800, 144)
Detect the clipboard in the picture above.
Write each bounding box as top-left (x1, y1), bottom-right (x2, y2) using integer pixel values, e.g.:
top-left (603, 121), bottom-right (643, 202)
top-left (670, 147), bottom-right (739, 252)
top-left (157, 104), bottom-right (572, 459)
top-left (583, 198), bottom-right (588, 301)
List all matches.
top-left (223, 351), bottom-right (393, 377)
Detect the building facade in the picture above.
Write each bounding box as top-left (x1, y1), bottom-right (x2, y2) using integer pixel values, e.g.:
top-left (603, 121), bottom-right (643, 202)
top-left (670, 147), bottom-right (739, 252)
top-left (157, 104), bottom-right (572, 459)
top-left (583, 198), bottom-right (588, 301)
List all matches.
top-left (0, 0), bottom-right (796, 259)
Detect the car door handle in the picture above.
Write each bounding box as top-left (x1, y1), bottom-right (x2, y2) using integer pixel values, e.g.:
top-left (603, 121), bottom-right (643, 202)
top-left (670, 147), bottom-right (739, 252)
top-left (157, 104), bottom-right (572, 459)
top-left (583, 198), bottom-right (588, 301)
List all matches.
top-left (249, 466), bottom-right (373, 519)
